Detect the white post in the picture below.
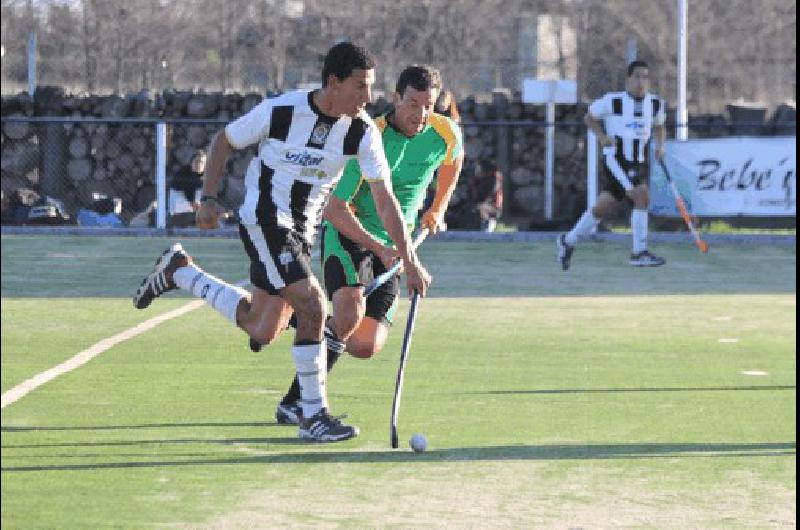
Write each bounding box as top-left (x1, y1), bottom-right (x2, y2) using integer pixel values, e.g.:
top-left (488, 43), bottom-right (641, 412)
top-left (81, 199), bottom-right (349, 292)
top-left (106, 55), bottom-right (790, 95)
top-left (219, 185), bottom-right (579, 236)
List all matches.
top-left (586, 129), bottom-right (598, 214)
top-left (545, 101), bottom-right (555, 220)
top-left (155, 122), bottom-right (167, 229)
top-left (676, 0), bottom-right (689, 140)
top-left (27, 32), bottom-right (36, 97)
top-left (625, 36), bottom-right (638, 64)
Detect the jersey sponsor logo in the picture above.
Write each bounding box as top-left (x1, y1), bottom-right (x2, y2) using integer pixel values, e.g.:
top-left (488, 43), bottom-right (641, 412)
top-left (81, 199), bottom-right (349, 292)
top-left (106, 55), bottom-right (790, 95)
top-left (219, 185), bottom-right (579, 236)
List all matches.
top-left (300, 167), bottom-right (328, 179)
top-left (310, 122), bottom-right (331, 145)
top-left (278, 251), bottom-right (294, 265)
top-left (625, 121), bottom-right (648, 137)
top-left (284, 150), bottom-right (324, 167)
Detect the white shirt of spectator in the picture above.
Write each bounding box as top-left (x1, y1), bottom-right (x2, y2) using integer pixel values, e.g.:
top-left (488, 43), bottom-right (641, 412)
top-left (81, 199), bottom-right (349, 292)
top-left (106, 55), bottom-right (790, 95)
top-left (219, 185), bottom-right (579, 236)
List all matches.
top-left (224, 89), bottom-right (390, 244)
top-left (589, 91), bottom-right (666, 163)
top-left (169, 188), bottom-right (200, 215)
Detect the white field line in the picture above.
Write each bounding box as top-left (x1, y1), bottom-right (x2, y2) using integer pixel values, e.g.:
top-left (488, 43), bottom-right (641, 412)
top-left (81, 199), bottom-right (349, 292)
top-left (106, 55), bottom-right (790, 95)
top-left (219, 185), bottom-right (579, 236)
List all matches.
top-left (1, 300), bottom-right (206, 409)
top-left (2, 279), bottom-right (250, 409)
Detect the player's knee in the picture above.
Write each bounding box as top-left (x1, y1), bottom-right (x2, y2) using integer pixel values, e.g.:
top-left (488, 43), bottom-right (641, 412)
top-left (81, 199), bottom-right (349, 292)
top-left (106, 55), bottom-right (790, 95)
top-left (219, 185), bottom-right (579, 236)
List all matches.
top-left (338, 302), bottom-right (365, 329)
top-left (591, 205), bottom-right (607, 219)
top-left (295, 287), bottom-right (326, 327)
top-left (348, 340), bottom-right (381, 359)
top-left (347, 329), bottom-right (386, 359)
top-left (331, 289), bottom-right (365, 335)
top-left (250, 323), bottom-right (284, 346)
top-left (631, 187), bottom-right (649, 208)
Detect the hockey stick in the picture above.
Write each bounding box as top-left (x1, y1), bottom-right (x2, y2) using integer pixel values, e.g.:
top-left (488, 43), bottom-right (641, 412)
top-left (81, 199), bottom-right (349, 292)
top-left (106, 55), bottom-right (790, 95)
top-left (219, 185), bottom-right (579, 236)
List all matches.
top-left (364, 228), bottom-right (429, 297)
top-left (390, 289), bottom-right (421, 449)
top-left (658, 158), bottom-right (709, 253)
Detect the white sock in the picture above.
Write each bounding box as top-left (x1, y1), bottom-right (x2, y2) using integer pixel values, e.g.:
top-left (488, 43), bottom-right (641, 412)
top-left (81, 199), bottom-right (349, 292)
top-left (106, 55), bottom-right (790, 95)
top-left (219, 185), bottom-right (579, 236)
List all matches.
top-left (173, 264), bottom-right (247, 324)
top-left (565, 210), bottom-right (600, 246)
top-left (292, 342), bottom-right (328, 418)
top-left (631, 209), bottom-right (648, 254)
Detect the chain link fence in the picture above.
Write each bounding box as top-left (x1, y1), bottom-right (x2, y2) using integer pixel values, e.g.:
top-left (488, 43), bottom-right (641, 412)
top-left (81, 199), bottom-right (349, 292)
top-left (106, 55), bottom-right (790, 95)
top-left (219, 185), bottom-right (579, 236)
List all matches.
top-left (0, 117), bottom-right (251, 228)
top-left (2, 96), bottom-right (795, 230)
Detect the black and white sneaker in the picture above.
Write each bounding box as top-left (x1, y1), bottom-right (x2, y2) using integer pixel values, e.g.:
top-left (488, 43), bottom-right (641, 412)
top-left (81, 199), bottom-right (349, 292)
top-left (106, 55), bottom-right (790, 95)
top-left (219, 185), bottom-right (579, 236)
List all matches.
top-left (275, 401), bottom-right (303, 425)
top-left (132, 243), bottom-right (190, 309)
top-left (298, 408), bottom-right (359, 442)
top-left (556, 234), bottom-right (575, 271)
top-left (629, 250), bottom-right (666, 267)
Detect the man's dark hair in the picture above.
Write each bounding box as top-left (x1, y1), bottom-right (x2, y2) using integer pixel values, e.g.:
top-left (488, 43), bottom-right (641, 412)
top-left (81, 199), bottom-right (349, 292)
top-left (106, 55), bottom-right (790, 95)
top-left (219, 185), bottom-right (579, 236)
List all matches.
top-left (627, 60), bottom-right (649, 77)
top-left (321, 42), bottom-right (376, 87)
top-left (395, 65), bottom-right (442, 96)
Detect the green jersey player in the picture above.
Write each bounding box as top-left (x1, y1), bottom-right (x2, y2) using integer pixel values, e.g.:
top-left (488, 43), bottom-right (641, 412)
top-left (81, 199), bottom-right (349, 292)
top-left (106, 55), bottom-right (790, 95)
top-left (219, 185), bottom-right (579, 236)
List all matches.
top-left (276, 65), bottom-right (464, 424)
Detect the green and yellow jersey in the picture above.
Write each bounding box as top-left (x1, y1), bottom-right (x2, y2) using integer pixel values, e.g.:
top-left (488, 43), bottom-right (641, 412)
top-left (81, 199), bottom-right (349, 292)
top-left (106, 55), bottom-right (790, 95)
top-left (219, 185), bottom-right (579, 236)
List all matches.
top-left (326, 112), bottom-right (463, 246)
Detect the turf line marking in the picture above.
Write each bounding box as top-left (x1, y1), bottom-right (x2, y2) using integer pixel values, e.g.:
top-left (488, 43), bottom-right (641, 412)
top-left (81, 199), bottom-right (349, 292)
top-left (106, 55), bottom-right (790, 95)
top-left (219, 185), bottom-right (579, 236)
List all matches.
top-left (2, 281), bottom-right (248, 409)
top-left (1, 300), bottom-right (205, 409)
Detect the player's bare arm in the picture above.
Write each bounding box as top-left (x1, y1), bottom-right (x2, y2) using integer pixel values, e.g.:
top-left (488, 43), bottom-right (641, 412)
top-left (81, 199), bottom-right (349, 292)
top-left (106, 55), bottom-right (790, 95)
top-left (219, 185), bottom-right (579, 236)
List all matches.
top-left (368, 178), bottom-right (431, 297)
top-left (196, 130), bottom-right (235, 229)
top-left (421, 153), bottom-right (464, 234)
top-left (323, 196), bottom-right (399, 268)
top-left (584, 112), bottom-right (614, 147)
top-left (654, 123), bottom-right (666, 160)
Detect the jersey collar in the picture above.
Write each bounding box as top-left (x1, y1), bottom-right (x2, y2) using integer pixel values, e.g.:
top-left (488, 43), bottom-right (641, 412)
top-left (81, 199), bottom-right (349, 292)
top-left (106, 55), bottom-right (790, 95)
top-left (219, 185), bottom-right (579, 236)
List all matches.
top-left (626, 91), bottom-right (646, 102)
top-left (385, 111), bottom-right (430, 138)
top-left (307, 90), bottom-right (340, 125)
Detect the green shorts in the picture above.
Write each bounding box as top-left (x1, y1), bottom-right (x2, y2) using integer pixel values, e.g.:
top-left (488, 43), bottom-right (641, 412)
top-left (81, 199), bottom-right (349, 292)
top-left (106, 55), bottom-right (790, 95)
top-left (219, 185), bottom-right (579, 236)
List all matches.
top-left (322, 224), bottom-right (399, 326)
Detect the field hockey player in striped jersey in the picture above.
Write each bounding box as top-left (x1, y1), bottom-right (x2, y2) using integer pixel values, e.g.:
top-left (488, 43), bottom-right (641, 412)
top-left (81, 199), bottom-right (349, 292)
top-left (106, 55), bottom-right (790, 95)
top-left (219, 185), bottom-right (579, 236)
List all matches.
top-left (558, 60), bottom-right (668, 269)
top-left (274, 65), bottom-right (463, 426)
top-left (133, 42), bottom-right (431, 443)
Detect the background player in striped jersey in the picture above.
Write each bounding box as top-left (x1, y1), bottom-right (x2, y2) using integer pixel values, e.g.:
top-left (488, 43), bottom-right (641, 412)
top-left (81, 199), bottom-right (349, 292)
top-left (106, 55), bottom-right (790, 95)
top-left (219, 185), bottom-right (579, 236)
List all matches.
top-left (557, 60), bottom-right (667, 269)
top-left (274, 65), bottom-right (463, 425)
top-left (133, 42), bottom-right (431, 443)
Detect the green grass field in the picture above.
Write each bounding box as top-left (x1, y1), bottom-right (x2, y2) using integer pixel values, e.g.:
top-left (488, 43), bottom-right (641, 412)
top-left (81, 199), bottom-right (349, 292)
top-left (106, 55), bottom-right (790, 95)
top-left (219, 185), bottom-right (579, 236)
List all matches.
top-left (1, 234), bottom-right (796, 528)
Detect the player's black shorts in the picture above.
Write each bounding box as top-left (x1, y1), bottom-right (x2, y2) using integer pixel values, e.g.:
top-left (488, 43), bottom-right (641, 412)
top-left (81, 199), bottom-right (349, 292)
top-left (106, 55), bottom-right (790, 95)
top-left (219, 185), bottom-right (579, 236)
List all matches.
top-left (603, 157), bottom-right (649, 201)
top-left (321, 226), bottom-right (399, 326)
top-left (238, 222), bottom-right (314, 295)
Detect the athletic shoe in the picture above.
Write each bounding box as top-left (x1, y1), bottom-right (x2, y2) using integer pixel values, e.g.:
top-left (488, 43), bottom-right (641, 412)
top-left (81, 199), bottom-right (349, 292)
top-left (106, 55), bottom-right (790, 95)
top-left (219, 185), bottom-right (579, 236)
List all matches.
top-left (629, 250), bottom-right (666, 267)
top-left (275, 401), bottom-right (303, 425)
top-left (298, 408), bottom-right (359, 442)
top-left (556, 234), bottom-right (575, 271)
top-left (133, 243), bottom-right (190, 309)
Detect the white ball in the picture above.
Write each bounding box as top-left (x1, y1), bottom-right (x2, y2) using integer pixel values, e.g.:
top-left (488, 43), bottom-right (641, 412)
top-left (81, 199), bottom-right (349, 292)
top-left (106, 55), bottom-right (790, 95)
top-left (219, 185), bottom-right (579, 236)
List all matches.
top-left (409, 434), bottom-right (427, 452)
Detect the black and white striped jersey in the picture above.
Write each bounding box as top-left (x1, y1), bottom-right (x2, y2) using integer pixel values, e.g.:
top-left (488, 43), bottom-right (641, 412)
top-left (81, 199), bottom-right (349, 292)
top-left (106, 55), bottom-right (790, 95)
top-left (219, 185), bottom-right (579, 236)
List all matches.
top-left (224, 89), bottom-right (390, 244)
top-left (589, 91), bottom-right (666, 163)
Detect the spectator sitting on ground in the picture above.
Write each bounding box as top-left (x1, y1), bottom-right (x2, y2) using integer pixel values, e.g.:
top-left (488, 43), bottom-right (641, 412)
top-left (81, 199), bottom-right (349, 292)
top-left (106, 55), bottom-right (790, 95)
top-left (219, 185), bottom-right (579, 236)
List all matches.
top-left (3, 187), bottom-right (40, 225)
top-left (77, 193), bottom-right (123, 227)
top-left (169, 150), bottom-right (206, 227)
top-left (469, 159), bottom-right (504, 232)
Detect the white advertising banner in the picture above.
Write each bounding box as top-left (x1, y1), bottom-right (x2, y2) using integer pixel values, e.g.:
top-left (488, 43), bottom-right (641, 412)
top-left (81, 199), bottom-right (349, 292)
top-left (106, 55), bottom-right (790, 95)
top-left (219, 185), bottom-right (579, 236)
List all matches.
top-left (650, 137), bottom-right (796, 217)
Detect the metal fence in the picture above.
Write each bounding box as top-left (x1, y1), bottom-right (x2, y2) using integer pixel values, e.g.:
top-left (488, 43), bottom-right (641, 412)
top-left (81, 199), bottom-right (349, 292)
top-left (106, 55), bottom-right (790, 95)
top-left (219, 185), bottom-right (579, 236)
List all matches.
top-left (1, 113), bottom-right (796, 230)
top-left (0, 115), bottom-right (583, 230)
top-left (1, 117), bottom-right (223, 228)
